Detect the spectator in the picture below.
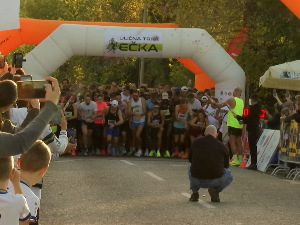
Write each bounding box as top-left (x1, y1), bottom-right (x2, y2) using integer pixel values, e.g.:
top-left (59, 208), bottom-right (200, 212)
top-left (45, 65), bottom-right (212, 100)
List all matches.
top-left (188, 125), bottom-right (232, 202)
top-left (0, 77), bottom-right (60, 157)
top-left (0, 157), bottom-right (31, 224)
top-left (264, 103), bottom-right (281, 130)
top-left (7, 141), bottom-right (51, 224)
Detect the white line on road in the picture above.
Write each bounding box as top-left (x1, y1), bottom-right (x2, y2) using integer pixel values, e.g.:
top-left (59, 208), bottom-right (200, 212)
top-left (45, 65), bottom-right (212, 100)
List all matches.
top-left (181, 192), bottom-right (216, 209)
top-left (120, 160), bottom-right (135, 166)
top-left (170, 164), bottom-right (186, 167)
top-left (55, 160), bottom-right (75, 163)
top-left (144, 171), bottom-right (164, 181)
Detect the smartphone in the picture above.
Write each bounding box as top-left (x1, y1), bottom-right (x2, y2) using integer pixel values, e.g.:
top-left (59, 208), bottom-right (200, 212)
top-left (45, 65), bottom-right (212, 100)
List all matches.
top-left (67, 129), bottom-right (76, 144)
top-left (50, 103), bottom-right (62, 124)
top-left (12, 53), bottom-right (25, 68)
top-left (0, 54), bottom-right (5, 69)
top-left (20, 75), bottom-right (32, 81)
top-left (17, 80), bottom-right (51, 99)
top-left (273, 89), bottom-right (276, 96)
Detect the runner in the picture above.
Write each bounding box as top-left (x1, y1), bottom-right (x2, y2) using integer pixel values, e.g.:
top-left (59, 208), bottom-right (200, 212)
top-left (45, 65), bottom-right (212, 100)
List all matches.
top-left (128, 90), bottom-right (146, 157)
top-left (173, 98), bottom-right (192, 158)
top-left (116, 92), bottom-right (129, 155)
top-left (147, 102), bottom-right (165, 157)
top-left (78, 94), bottom-right (97, 155)
top-left (94, 93), bottom-right (107, 155)
top-left (160, 92), bottom-right (174, 157)
top-left (190, 109), bottom-right (209, 143)
top-left (212, 87), bottom-right (244, 166)
top-left (104, 100), bottom-right (124, 156)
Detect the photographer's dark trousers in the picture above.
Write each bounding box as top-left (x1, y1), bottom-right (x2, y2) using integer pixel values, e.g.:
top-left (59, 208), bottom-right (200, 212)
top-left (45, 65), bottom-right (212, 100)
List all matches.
top-left (248, 131), bottom-right (259, 165)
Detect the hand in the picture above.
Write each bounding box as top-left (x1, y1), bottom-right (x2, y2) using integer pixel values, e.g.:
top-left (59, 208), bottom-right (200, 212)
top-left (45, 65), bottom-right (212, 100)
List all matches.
top-left (233, 112), bottom-right (237, 118)
top-left (10, 66), bottom-right (16, 75)
top-left (29, 99), bottom-right (40, 109)
top-left (10, 168), bottom-right (20, 185)
top-left (60, 111), bottom-right (67, 130)
top-left (65, 139), bottom-right (77, 152)
top-left (109, 124), bottom-right (114, 129)
top-left (184, 122), bottom-right (188, 130)
top-left (85, 118), bottom-right (91, 123)
top-left (45, 77), bottom-right (61, 105)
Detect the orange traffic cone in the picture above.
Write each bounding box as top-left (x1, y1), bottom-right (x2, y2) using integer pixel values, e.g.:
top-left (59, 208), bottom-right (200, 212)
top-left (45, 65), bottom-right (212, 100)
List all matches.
top-left (239, 155), bottom-right (248, 168)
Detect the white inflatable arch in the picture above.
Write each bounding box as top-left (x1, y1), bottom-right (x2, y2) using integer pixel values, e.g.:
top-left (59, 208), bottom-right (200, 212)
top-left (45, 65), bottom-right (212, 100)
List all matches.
top-left (23, 24), bottom-right (245, 100)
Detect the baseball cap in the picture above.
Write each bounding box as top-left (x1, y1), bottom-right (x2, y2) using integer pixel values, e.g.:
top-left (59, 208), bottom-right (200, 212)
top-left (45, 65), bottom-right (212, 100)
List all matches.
top-left (201, 96), bottom-right (208, 101)
top-left (174, 87), bottom-right (180, 92)
top-left (162, 92), bottom-right (169, 100)
top-left (111, 100), bottom-right (118, 107)
top-left (181, 86), bottom-right (188, 91)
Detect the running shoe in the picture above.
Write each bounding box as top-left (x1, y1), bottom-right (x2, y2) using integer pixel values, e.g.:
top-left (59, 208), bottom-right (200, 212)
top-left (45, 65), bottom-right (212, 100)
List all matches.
top-left (156, 151), bottom-right (161, 157)
top-left (135, 149), bottom-right (142, 157)
top-left (164, 150), bottom-right (170, 158)
top-left (144, 149), bottom-right (149, 156)
top-left (107, 145), bottom-right (112, 155)
top-left (120, 146), bottom-right (127, 155)
top-left (112, 148), bottom-right (116, 157)
top-left (96, 148), bottom-right (101, 155)
top-left (173, 148), bottom-right (179, 157)
top-left (148, 150), bottom-right (156, 157)
top-left (101, 149), bottom-right (106, 156)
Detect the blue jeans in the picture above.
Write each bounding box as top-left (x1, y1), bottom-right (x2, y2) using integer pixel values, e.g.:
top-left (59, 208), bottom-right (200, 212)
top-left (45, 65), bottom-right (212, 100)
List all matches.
top-left (188, 164), bottom-right (233, 193)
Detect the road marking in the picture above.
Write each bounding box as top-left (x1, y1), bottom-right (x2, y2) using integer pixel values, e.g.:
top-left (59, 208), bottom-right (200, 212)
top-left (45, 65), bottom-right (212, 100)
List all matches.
top-left (181, 192), bottom-right (216, 209)
top-left (120, 160), bottom-right (135, 166)
top-left (144, 171), bottom-right (164, 181)
top-left (170, 164), bottom-right (186, 167)
top-left (55, 160), bottom-right (75, 163)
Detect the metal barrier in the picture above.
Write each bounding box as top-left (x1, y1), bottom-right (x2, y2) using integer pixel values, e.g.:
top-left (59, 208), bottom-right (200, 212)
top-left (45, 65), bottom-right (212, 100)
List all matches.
top-left (271, 121), bottom-right (300, 180)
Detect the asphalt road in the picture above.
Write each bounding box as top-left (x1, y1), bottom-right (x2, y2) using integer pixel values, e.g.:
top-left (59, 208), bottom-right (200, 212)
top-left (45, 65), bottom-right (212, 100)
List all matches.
top-left (39, 156), bottom-right (300, 225)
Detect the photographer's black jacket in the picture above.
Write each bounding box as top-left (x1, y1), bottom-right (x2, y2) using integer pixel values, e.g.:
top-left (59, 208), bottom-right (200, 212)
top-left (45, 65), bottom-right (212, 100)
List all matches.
top-left (236, 103), bottom-right (261, 133)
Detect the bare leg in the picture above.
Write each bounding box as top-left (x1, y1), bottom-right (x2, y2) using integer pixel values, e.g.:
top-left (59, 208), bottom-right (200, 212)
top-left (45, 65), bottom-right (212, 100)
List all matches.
top-left (157, 127), bottom-right (164, 149)
top-left (81, 125), bottom-right (88, 148)
top-left (135, 125), bottom-right (144, 150)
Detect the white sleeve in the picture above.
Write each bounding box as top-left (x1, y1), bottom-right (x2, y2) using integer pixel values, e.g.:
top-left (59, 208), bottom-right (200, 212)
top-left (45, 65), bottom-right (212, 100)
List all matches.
top-left (48, 130), bottom-right (68, 154)
top-left (93, 102), bottom-right (98, 111)
top-left (17, 194), bottom-right (31, 222)
top-left (26, 196), bottom-right (40, 222)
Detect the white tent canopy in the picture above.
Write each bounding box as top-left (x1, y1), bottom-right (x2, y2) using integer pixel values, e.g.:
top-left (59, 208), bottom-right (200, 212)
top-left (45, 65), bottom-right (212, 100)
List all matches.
top-left (259, 60), bottom-right (300, 91)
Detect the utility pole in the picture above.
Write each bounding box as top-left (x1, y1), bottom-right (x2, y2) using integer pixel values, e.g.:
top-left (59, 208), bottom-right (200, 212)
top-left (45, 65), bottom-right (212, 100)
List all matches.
top-left (139, 1), bottom-right (147, 87)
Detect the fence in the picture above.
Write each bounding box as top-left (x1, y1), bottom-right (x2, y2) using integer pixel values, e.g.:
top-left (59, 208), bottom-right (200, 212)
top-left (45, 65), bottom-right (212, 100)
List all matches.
top-left (271, 121), bottom-right (300, 180)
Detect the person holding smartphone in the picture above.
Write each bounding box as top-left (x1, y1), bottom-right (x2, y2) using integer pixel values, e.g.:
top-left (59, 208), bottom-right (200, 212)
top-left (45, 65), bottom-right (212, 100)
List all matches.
top-left (0, 77), bottom-right (61, 157)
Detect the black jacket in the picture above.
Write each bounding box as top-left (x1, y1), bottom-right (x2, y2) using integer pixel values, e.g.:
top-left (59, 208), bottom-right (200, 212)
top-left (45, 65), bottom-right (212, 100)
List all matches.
top-left (267, 113), bottom-right (281, 130)
top-left (188, 135), bottom-right (229, 180)
top-left (284, 110), bottom-right (300, 123)
top-left (236, 103), bottom-right (261, 133)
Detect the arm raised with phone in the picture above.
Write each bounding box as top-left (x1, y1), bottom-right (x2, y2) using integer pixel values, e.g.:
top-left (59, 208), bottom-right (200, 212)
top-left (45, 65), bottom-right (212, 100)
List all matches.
top-left (0, 77), bottom-right (61, 157)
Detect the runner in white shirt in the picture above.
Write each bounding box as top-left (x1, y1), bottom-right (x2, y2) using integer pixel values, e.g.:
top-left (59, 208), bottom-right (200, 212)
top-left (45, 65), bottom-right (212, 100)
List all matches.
top-left (203, 103), bottom-right (220, 129)
top-left (187, 93), bottom-right (202, 114)
top-left (121, 85), bottom-right (130, 103)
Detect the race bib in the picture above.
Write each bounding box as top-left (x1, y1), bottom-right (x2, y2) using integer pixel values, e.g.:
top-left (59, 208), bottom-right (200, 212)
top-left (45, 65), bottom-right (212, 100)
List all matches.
top-left (163, 109), bottom-right (170, 116)
top-left (108, 120), bottom-right (116, 125)
top-left (178, 112), bottom-right (186, 119)
top-left (133, 108), bottom-right (141, 113)
top-left (152, 119), bottom-right (160, 124)
top-left (96, 114), bottom-right (103, 120)
top-left (197, 122), bottom-right (205, 126)
top-left (64, 111), bottom-right (72, 118)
